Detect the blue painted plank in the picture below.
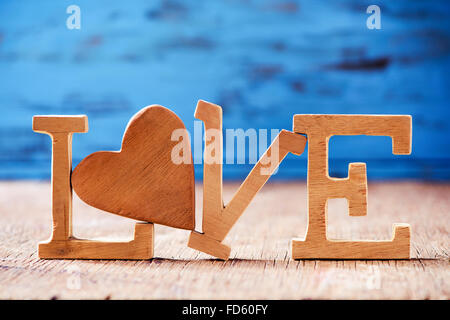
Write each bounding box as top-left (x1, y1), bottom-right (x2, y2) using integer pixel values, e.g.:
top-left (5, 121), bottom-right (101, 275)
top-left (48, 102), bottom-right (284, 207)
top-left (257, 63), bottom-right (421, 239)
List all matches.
top-left (0, 0), bottom-right (449, 180)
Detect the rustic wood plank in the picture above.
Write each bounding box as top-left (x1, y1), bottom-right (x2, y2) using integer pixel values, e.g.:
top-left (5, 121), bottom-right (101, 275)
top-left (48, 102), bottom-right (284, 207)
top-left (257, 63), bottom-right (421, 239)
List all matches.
top-left (0, 181), bottom-right (448, 299)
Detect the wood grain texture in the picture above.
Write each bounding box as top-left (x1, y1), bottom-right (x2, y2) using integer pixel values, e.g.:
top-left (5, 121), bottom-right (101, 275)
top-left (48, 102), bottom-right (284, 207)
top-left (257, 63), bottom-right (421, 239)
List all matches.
top-left (33, 115), bottom-right (153, 260)
top-left (188, 101), bottom-right (306, 260)
top-left (32, 115), bottom-right (88, 240)
top-left (72, 105), bottom-right (195, 230)
top-left (292, 115), bottom-right (412, 259)
top-left (4, 2), bottom-right (450, 181)
top-left (0, 181), bottom-right (447, 299)
top-left (39, 223), bottom-right (154, 260)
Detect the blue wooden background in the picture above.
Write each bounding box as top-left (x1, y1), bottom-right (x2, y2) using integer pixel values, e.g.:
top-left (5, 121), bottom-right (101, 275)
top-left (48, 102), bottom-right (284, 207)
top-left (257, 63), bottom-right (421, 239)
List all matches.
top-left (0, 0), bottom-right (449, 180)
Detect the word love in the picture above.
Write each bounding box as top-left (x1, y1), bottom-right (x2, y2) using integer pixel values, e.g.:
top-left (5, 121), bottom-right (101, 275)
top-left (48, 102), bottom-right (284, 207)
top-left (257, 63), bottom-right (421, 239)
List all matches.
top-left (33, 100), bottom-right (412, 260)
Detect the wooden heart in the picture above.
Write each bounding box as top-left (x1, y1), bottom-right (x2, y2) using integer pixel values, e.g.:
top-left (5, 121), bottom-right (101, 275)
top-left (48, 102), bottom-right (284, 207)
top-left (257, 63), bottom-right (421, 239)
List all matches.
top-left (72, 105), bottom-right (195, 230)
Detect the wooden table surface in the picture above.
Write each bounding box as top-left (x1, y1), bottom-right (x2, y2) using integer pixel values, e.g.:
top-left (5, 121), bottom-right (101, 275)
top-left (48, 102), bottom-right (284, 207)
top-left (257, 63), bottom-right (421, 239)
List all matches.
top-left (0, 181), bottom-right (448, 299)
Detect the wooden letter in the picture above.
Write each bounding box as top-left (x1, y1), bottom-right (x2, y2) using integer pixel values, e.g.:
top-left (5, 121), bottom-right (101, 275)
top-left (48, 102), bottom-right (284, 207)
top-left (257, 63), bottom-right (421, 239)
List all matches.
top-left (291, 115), bottom-right (412, 259)
top-left (33, 115), bottom-right (153, 260)
top-left (188, 101), bottom-right (307, 260)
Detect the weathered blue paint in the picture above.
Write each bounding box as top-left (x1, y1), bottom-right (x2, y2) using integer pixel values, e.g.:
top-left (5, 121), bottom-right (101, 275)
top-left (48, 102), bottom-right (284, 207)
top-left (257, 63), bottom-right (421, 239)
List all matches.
top-left (0, 0), bottom-right (449, 180)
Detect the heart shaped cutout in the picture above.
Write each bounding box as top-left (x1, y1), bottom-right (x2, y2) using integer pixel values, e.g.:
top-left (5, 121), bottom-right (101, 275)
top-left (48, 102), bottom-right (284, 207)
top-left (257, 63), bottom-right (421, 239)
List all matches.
top-left (72, 105), bottom-right (195, 230)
